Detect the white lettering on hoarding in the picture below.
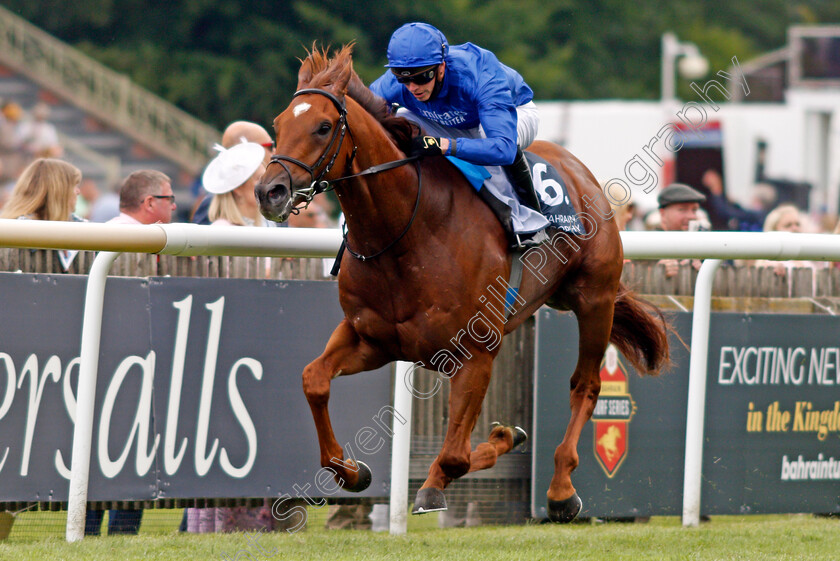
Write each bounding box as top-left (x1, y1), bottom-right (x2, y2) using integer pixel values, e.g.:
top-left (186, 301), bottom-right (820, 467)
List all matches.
top-left (195, 296), bottom-right (224, 477)
top-left (19, 355), bottom-right (62, 476)
top-left (53, 358), bottom-right (80, 479)
top-left (98, 352), bottom-right (159, 478)
top-left (0, 294), bottom-right (264, 481)
top-left (780, 454), bottom-right (840, 481)
top-left (164, 296), bottom-right (192, 475)
top-left (716, 346), bottom-right (840, 386)
top-left (219, 358), bottom-right (262, 478)
top-left (0, 353), bottom-right (16, 475)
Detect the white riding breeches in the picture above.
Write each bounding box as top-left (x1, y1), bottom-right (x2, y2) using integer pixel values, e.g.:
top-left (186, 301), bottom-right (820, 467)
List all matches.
top-left (398, 101), bottom-right (549, 234)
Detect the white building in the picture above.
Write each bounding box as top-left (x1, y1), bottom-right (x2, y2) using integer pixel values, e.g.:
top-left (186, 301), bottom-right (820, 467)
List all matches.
top-left (535, 26), bottom-right (840, 225)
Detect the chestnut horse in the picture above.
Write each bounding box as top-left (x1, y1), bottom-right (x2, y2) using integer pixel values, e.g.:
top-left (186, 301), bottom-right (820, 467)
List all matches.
top-left (256, 46), bottom-right (669, 522)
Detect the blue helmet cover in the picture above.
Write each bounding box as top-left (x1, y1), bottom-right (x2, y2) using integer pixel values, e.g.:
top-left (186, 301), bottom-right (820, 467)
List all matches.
top-left (386, 22), bottom-right (449, 68)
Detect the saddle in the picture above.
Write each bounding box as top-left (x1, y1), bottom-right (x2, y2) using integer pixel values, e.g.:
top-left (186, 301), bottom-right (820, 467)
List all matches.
top-left (330, 152), bottom-right (584, 275)
top-left (458, 152), bottom-right (585, 243)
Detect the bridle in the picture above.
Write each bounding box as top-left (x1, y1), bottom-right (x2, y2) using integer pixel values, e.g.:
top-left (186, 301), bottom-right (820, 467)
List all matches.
top-left (268, 88), bottom-right (353, 207)
top-left (268, 88), bottom-right (422, 261)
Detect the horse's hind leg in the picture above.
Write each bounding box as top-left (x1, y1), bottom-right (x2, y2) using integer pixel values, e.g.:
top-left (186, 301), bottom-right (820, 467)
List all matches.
top-left (413, 355), bottom-right (494, 514)
top-left (302, 319), bottom-right (390, 491)
top-left (466, 423), bottom-right (527, 473)
top-left (547, 291), bottom-right (615, 522)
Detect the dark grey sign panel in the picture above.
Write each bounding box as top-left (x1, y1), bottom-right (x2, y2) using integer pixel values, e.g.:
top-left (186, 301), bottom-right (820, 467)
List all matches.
top-left (0, 273), bottom-right (98, 503)
top-left (532, 310), bottom-right (691, 519)
top-left (532, 309), bottom-right (840, 518)
top-left (703, 314), bottom-right (840, 514)
top-left (145, 278), bottom-right (393, 501)
top-left (0, 273), bottom-right (392, 502)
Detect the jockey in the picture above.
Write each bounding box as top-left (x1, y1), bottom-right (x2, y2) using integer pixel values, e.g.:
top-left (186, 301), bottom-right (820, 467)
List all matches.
top-left (370, 22), bottom-right (550, 248)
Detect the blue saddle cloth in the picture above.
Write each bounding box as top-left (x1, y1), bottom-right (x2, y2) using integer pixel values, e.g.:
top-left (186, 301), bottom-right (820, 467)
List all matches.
top-left (446, 153), bottom-right (585, 236)
top-left (445, 156), bottom-right (490, 190)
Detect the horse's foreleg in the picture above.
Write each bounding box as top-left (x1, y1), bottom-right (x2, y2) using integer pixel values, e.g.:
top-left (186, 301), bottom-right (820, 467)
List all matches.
top-left (548, 293), bottom-right (614, 522)
top-left (303, 319), bottom-right (389, 491)
top-left (413, 356), bottom-right (493, 514)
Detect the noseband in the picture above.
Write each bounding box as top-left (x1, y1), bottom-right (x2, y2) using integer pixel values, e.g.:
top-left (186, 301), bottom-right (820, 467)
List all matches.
top-left (268, 88), bottom-right (353, 209)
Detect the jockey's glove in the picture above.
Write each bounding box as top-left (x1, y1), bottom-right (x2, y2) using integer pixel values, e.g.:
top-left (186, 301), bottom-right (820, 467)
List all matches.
top-left (410, 136), bottom-right (444, 158)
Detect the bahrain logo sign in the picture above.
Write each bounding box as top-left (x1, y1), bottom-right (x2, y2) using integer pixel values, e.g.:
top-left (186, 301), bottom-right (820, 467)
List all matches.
top-left (592, 344), bottom-right (637, 477)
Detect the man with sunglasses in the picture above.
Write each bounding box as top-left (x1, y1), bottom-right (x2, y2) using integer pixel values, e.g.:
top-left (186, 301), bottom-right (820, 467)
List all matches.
top-left (107, 169), bottom-right (175, 226)
top-left (370, 22), bottom-right (549, 248)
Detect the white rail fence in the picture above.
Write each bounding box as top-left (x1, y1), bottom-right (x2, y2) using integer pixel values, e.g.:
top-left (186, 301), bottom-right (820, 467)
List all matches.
top-left (1, 220), bottom-right (839, 540)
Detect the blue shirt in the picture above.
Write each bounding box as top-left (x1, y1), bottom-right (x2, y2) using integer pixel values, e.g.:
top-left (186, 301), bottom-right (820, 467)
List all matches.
top-left (371, 42), bottom-right (533, 166)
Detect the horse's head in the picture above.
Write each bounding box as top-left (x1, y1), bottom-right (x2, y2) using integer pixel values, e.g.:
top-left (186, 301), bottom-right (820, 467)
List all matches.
top-left (256, 45), bottom-right (356, 223)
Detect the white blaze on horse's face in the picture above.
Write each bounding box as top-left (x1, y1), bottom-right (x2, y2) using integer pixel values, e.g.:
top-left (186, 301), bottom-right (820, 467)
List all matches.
top-left (293, 102), bottom-right (311, 118)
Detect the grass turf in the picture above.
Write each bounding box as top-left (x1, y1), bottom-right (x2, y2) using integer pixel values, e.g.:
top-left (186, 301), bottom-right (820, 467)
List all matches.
top-left (0, 510), bottom-right (837, 561)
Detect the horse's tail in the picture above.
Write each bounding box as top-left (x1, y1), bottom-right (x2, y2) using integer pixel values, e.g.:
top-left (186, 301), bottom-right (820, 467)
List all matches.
top-left (609, 283), bottom-right (673, 376)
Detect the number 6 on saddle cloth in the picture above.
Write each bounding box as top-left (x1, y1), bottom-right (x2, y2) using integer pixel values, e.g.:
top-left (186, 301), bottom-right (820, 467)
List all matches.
top-left (448, 152), bottom-right (585, 239)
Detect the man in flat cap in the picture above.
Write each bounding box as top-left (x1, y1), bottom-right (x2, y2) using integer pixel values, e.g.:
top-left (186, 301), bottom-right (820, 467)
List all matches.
top-left (656, 182), bottom-right (707, 277)
top-left (657, 183), bottom-right (706, 231)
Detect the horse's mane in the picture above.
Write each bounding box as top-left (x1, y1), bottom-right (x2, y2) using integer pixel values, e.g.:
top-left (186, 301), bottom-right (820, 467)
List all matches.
top-left (298, 43), bottom-right (417, 153)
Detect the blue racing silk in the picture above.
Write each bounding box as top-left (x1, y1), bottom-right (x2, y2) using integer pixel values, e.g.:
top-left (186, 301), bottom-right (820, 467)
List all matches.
top-left (370, 42), bottom-right (533, 167)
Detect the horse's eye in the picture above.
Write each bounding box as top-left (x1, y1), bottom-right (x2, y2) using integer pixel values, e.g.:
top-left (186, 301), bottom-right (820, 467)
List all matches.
top-left (317, 122), bottom-right (332, 136)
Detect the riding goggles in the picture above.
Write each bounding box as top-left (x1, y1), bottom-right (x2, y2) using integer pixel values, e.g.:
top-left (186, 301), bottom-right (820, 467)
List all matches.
top-left (392, 65), bottom-right (438, 85)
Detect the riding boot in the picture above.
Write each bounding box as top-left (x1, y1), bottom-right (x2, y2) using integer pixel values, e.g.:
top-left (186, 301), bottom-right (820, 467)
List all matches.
top-left (506, 149), bottom-right (548, 249)
top-left (505, 149), bottom-right (542, 213)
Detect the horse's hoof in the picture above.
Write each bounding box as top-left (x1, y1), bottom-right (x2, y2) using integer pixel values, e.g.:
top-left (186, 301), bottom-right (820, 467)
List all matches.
top-left (491, 422), bottom-right (528, 450)
top-left (411, 488), bottom-right (447, 515)
top-left (511, 426), bottom-right (528, 449)
top-left (342, 460), bottom-right (372, 492)
top-left (547, 493), bottom-right (583, 523)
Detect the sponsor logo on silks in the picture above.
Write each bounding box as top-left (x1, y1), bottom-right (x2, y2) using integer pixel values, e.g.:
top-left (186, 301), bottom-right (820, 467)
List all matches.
top-left (592, 344), bottom-right (637, 478)
top-left (419, 108), bottom-right (468, 127)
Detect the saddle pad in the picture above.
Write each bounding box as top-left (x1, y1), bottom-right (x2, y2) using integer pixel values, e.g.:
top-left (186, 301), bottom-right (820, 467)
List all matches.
top-left (447, 154), bottom-right (585, 236)
top-left (446, 155), bottom-right (491, 190)
top-left (525, 152), bottom-right (586, 235)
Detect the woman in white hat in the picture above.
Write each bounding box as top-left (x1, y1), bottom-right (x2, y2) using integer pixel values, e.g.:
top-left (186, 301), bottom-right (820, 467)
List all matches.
top-left (202, 141), bottom-right (271, 227)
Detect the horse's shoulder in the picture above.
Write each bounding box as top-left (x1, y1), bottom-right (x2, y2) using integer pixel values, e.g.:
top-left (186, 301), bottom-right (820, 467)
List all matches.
top-left (527, 140), bottom-right (577, 169)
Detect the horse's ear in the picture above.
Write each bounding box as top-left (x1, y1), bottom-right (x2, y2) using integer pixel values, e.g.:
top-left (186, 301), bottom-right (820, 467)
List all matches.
top-left (332, 57), bottom-right (353, 98)
top-left (297, 61), bottom-right (313, 89)
top-left (297, 42), bottom-right (321, 88)
top-left (325, 44), bottom-right (354, 98)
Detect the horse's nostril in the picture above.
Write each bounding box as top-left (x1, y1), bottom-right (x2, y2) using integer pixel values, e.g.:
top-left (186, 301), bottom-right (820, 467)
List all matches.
top-left (267, 184), bottom-right (287, 204)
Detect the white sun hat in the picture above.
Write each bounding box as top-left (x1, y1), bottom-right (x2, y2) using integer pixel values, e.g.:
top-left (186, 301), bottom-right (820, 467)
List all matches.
top-left (202, 141), bottom-right (265, 194)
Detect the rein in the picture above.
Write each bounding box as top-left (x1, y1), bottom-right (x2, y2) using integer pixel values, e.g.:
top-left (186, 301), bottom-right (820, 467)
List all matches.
top-left (342, 160), bottom-right (422, 262)
top-left (273, 87), bottom-right (423, 262)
